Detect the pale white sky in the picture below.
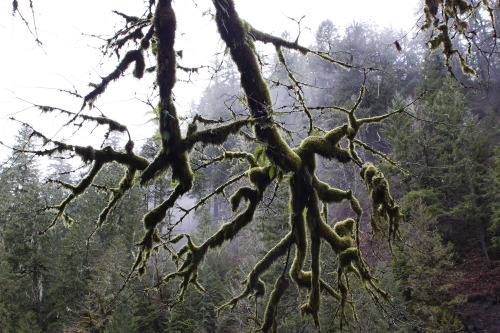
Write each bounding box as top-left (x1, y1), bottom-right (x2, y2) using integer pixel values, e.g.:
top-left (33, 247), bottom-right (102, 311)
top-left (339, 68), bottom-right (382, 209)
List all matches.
top-left (0, 0), bottom-right (421, 159)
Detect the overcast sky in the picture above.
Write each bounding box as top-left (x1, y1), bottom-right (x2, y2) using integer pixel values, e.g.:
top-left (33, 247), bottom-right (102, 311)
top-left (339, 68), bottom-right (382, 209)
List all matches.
top-left (0, 0), bottom-right (421, 159)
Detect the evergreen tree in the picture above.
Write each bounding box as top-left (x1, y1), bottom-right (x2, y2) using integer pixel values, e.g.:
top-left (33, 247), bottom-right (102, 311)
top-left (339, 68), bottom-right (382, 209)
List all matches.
top-left (0, 126), bottom-right (51, 330)
top-left (393, 197), bottom-right (462, 330)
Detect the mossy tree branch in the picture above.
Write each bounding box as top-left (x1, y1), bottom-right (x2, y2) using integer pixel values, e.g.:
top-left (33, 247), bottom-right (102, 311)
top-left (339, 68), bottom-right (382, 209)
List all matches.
top-left (213, 0), bottom-right (301, 173)
top-left (205, 0), bottom-right (398, 328)
top-left (13, 0), bottom-right (479, 331)
top-left (166, 166), bottom-right (273, 300)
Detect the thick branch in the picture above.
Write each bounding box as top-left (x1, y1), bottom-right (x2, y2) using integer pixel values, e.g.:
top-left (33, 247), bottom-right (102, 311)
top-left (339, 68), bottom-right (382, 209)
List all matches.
top-left (213, 0), bottom-right (301, 172)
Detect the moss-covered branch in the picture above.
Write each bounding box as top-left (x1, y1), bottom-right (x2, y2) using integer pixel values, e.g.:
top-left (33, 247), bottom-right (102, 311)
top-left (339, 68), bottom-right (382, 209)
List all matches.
top-left (83, 50), bottom-right (145, 109)
top-left (165, 166), bottom-right (273, 299)
top-left (194, 151), bottom-right (257, 171)
top-left (247, 23), bottom-right (354, 69)
top-left (31, 104), bottom-right (129, 138)
top-left (213, 0), bottom-right (301, 173)
top-left (260, 276), bottom-right (289, 333)
top-left (295, 124), bottom-right (350, 164)
top-left (140, 0), bottom-right (192, 188)
top-left (82, 13), bottom-right (154, 109)
top-left (247, 23), bottom-right (309, 54)
top-left (301, 193), bottom-right (323, 328)
top-left (217, 232), bottom-right (292, 315)
top-left (180, 117), bottom-right (270, 152)
top-left (130, 0), bottom-right (196, 277)
top-left (97, 166), bottom-right (137, 228)
top-left (31, 140), bottom-right (149, 170)
top-left (166, 188), bottom-right (260, 300)
top-left (41, 160), bottom-right (104, 233)
top-left (360, 163), bottom-right (403, 248)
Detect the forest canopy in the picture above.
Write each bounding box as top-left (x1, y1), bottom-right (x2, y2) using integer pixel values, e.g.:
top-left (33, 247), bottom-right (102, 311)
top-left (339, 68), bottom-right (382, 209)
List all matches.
top-left (2, 0), bottom-right (500, 332)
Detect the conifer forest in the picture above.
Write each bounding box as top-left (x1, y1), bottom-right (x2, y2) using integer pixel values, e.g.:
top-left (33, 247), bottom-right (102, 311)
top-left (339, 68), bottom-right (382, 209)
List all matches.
top-left (2, 0), bottom-right (500, 332)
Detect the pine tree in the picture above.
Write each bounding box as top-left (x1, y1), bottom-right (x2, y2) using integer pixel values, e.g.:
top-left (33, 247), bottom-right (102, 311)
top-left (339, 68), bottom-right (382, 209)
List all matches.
top-left (0, 126), bottom-right (51, 330)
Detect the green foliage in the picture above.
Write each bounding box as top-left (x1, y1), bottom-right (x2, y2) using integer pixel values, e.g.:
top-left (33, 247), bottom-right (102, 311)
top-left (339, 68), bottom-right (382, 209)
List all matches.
top-left (488, 144), bottom-right (500, 257)
top-left (393, 198), bottom-right (462, 330)
top-left (383, 52), bottom-right (498, 260)
top-left (0, 247), bottom-right (20, 333)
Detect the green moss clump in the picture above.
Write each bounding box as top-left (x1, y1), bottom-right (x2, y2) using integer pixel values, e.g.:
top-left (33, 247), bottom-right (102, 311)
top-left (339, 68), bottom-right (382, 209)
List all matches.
top-left (349, 196), bottom-right (363, 220)
top-left (297, 125), bottom-right (348, 160)
top-left (74, 146), bottom-right (96, 164)
top-left (426, 0), bottom-right (440, 16)
top-left (320, 219), bottom-right (354, 253)
top-left (230, 186), bottom-right (258, 212)
top-left (133, 52), bottom-right (145, 78)
top-left (421, 6), bottom-right (433, 30)
top-left (361, 163), bottom-right (403, 243)
top-left (248, 166), bottom-right (273, 192)
top-left (334, 218), bottom-right (355, 237)
top-left (361, 163), bottom-right (377, 184)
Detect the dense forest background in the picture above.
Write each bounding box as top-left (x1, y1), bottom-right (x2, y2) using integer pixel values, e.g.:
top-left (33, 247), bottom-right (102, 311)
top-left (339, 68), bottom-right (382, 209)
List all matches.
top-left (1, 13), bottom-right (500, 333)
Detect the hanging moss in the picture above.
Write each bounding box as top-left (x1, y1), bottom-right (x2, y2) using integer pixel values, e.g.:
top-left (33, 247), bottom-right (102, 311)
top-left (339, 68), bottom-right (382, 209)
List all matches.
top-left (301, 205), bottom-right (322, 328)
top-left (296, 125), bottom-right (348, 161)
top-left (133, 51), bottom-right (145, 78)
top-left (426, 0), bottom-right (440, 16)
top-left (349, 195), bottom-right (363, 220)
top-left (165, 161), bottom-right (270, 302)
top-left (260, 276), bottom-right (289, 333)
top-left (421, 7), bottom-right (433, 30)
top-left (360, 163), bottom-right (403, 243)
top-left (248, 166), bottom-right (273, 192)
top-left (218, 231), bottom-right (293, 317)
top-left (163, 235), bottom-right (206, 300)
